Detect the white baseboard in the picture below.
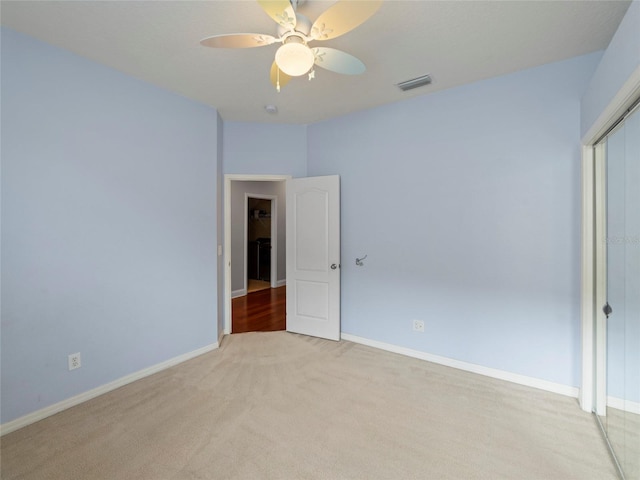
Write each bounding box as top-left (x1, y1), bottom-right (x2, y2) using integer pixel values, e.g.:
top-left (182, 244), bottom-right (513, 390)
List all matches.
top-left (0, 342), bottom-right (219, 436)
top-left (231, 289), bottom-right (246, 299)
top-left (340, 333), bottom-right (579, 399)
top-left (607, 396), bottom-right (640, 415)
top-left (276, 279), bottom-right (286, 288)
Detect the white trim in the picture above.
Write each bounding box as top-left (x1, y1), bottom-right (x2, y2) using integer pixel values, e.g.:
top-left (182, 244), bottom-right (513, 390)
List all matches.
top-left (244, 194), bottom-right (248, 293)
top-left (607, 396), bottom-right (640, 416)
top-left (224, 177), bottom-right (232, 335)
top-left (276, 279), bottom-right (287, 288)
top-left (232, 288), bottom-right (247, 299)
top-left (582, 66), bottom-right (640, 144)
top-left (270, 198), bottom-right (278, 288)
top-left (0, 342), bottom-right (219, 436)
top-left (593, 145), bottom-right (608, 417)
top-left (579, 146), bottom-right (596, 412)
top-left (223, 174), bottom-right (291, 335)
top-left (341, 333), bottom-right (579, 398)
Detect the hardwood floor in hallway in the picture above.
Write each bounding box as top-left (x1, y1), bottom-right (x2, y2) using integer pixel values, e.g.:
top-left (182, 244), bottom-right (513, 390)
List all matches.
top-left (232, 286), bottom-right (286, 333)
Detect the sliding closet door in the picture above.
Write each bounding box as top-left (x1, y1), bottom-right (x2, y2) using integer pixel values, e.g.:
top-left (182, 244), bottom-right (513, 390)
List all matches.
top-left (598, 104), bottom-right (640, 480)
top-left (619, 107), bottom-right (640, 480)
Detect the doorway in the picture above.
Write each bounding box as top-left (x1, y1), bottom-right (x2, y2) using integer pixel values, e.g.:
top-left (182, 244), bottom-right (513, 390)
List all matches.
top-left (224, 175), bottom-right (290, 335)
top-left (224, 174), bottom-right (342, 340)
top-left (246, 195), bottom-right (275, 293)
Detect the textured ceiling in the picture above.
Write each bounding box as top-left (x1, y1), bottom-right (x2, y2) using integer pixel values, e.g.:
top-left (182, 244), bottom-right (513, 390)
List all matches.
top-left (1, 0), bottom-right (631, 124)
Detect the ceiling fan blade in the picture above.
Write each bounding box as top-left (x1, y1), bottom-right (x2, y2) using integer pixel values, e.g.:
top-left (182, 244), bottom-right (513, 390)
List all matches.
top-left (257, 0), bottom-right (297, 30)
top-left (313, 47), bottom-right (365, 75)
top-left (310, 0), bottom-right (382, 41)
top-left (200, 33), bottom-right (277, 48)
top-left (270, 61), bottom-right (292, 90)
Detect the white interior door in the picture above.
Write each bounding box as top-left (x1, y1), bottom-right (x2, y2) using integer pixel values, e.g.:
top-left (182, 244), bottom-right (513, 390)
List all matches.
top-left (286, 175), bottom-right (340, 341)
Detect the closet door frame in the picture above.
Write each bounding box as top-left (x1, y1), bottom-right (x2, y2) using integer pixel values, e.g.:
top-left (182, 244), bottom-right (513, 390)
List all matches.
top-left (579, 71), bottom-right (640, 413)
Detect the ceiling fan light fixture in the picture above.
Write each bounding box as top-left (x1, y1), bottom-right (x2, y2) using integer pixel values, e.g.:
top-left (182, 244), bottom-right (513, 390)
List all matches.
top-left (201, 0), bottom-right (382, 91)
top-left (275, 40), bottom-right (315, 77)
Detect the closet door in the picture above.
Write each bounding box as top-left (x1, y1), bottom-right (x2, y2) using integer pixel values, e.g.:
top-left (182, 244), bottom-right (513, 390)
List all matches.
top-left (598, 105), bottom-right (640, 480)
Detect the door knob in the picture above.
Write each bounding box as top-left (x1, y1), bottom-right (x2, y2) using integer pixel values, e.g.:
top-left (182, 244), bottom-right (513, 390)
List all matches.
top-left (603, 303), bottom-right (612, 319)
top-left (331, 264), bottom-right (338, 270)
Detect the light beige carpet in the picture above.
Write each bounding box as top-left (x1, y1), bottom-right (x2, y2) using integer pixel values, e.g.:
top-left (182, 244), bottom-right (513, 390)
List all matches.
top-left (1, 332), bottom-right (617, 479)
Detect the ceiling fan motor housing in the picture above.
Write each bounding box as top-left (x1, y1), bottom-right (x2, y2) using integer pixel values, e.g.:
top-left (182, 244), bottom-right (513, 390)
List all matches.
top-left (289, 0), bottom-right (307, 10)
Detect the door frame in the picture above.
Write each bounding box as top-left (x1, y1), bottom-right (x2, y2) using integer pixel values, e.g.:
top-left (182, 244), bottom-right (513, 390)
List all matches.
top-left (224, 174), bottom-right (291, 335)
top-left (244, 193), bottom-right (278, 291)
top-left (593, 142), bottom-right (607, 417)
top-left (579, 68), bottom-right (640, 412)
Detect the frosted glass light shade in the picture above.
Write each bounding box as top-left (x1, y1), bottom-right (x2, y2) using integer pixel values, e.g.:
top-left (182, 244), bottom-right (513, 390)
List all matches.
top-left (275, 43), bottom-right (314, 76)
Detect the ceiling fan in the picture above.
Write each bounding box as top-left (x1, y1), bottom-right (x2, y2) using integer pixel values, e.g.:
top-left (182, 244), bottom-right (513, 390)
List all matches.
top-left (200, 0), bottom-right (382, 91)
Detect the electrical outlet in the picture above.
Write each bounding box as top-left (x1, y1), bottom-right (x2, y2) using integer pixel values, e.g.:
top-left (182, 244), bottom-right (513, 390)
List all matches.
top-left (412, 320), bottom-right (425, 333)
top-left (68, 352), bottom-right (81, 371)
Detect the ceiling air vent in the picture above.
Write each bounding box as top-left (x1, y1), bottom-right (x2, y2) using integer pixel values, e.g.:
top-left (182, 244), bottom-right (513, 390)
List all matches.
top-left (396, 74), bottom-right (432, 92)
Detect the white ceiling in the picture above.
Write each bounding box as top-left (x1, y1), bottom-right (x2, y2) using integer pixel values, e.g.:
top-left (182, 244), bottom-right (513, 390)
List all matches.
top-left (1, 0), bottom-right (631, 124)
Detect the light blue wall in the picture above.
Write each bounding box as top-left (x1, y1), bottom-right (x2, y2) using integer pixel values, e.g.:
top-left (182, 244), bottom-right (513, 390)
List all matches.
top-left (2, 2), bottom-right (635, 425)
top-left (307, 53), bottom-right (602, 388)
top-left (1, 28), bottom-right (221, 423)
top-left (581, 0), bottom-right (640, 138)
top-left (223, 121), bottom-right (307, 177)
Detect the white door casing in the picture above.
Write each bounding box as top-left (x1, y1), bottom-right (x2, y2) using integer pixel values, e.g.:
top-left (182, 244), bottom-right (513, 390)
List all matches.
top-left (286, 175), bottom-right (340, 341)
top-left (594, 142), bottom-right (607, 417)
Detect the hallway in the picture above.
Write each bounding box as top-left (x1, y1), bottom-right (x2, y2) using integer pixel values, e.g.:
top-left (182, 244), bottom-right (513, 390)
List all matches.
top-left (231, 286), bottom-right (286, 333)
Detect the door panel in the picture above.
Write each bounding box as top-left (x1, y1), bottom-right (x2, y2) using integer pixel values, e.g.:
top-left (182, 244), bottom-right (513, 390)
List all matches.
top-left (604, 120), bottom-right (628, 466)
top-left (295, 189), bottom-right (329, 272)
top-left (296, 281), bottom-right (328, 316)
top-left (599, 104), bottom-right (640, 480)
top-left (286, 176), bottom-right (340, 341)
top-left (621, 107), bottom-right (640, 480)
